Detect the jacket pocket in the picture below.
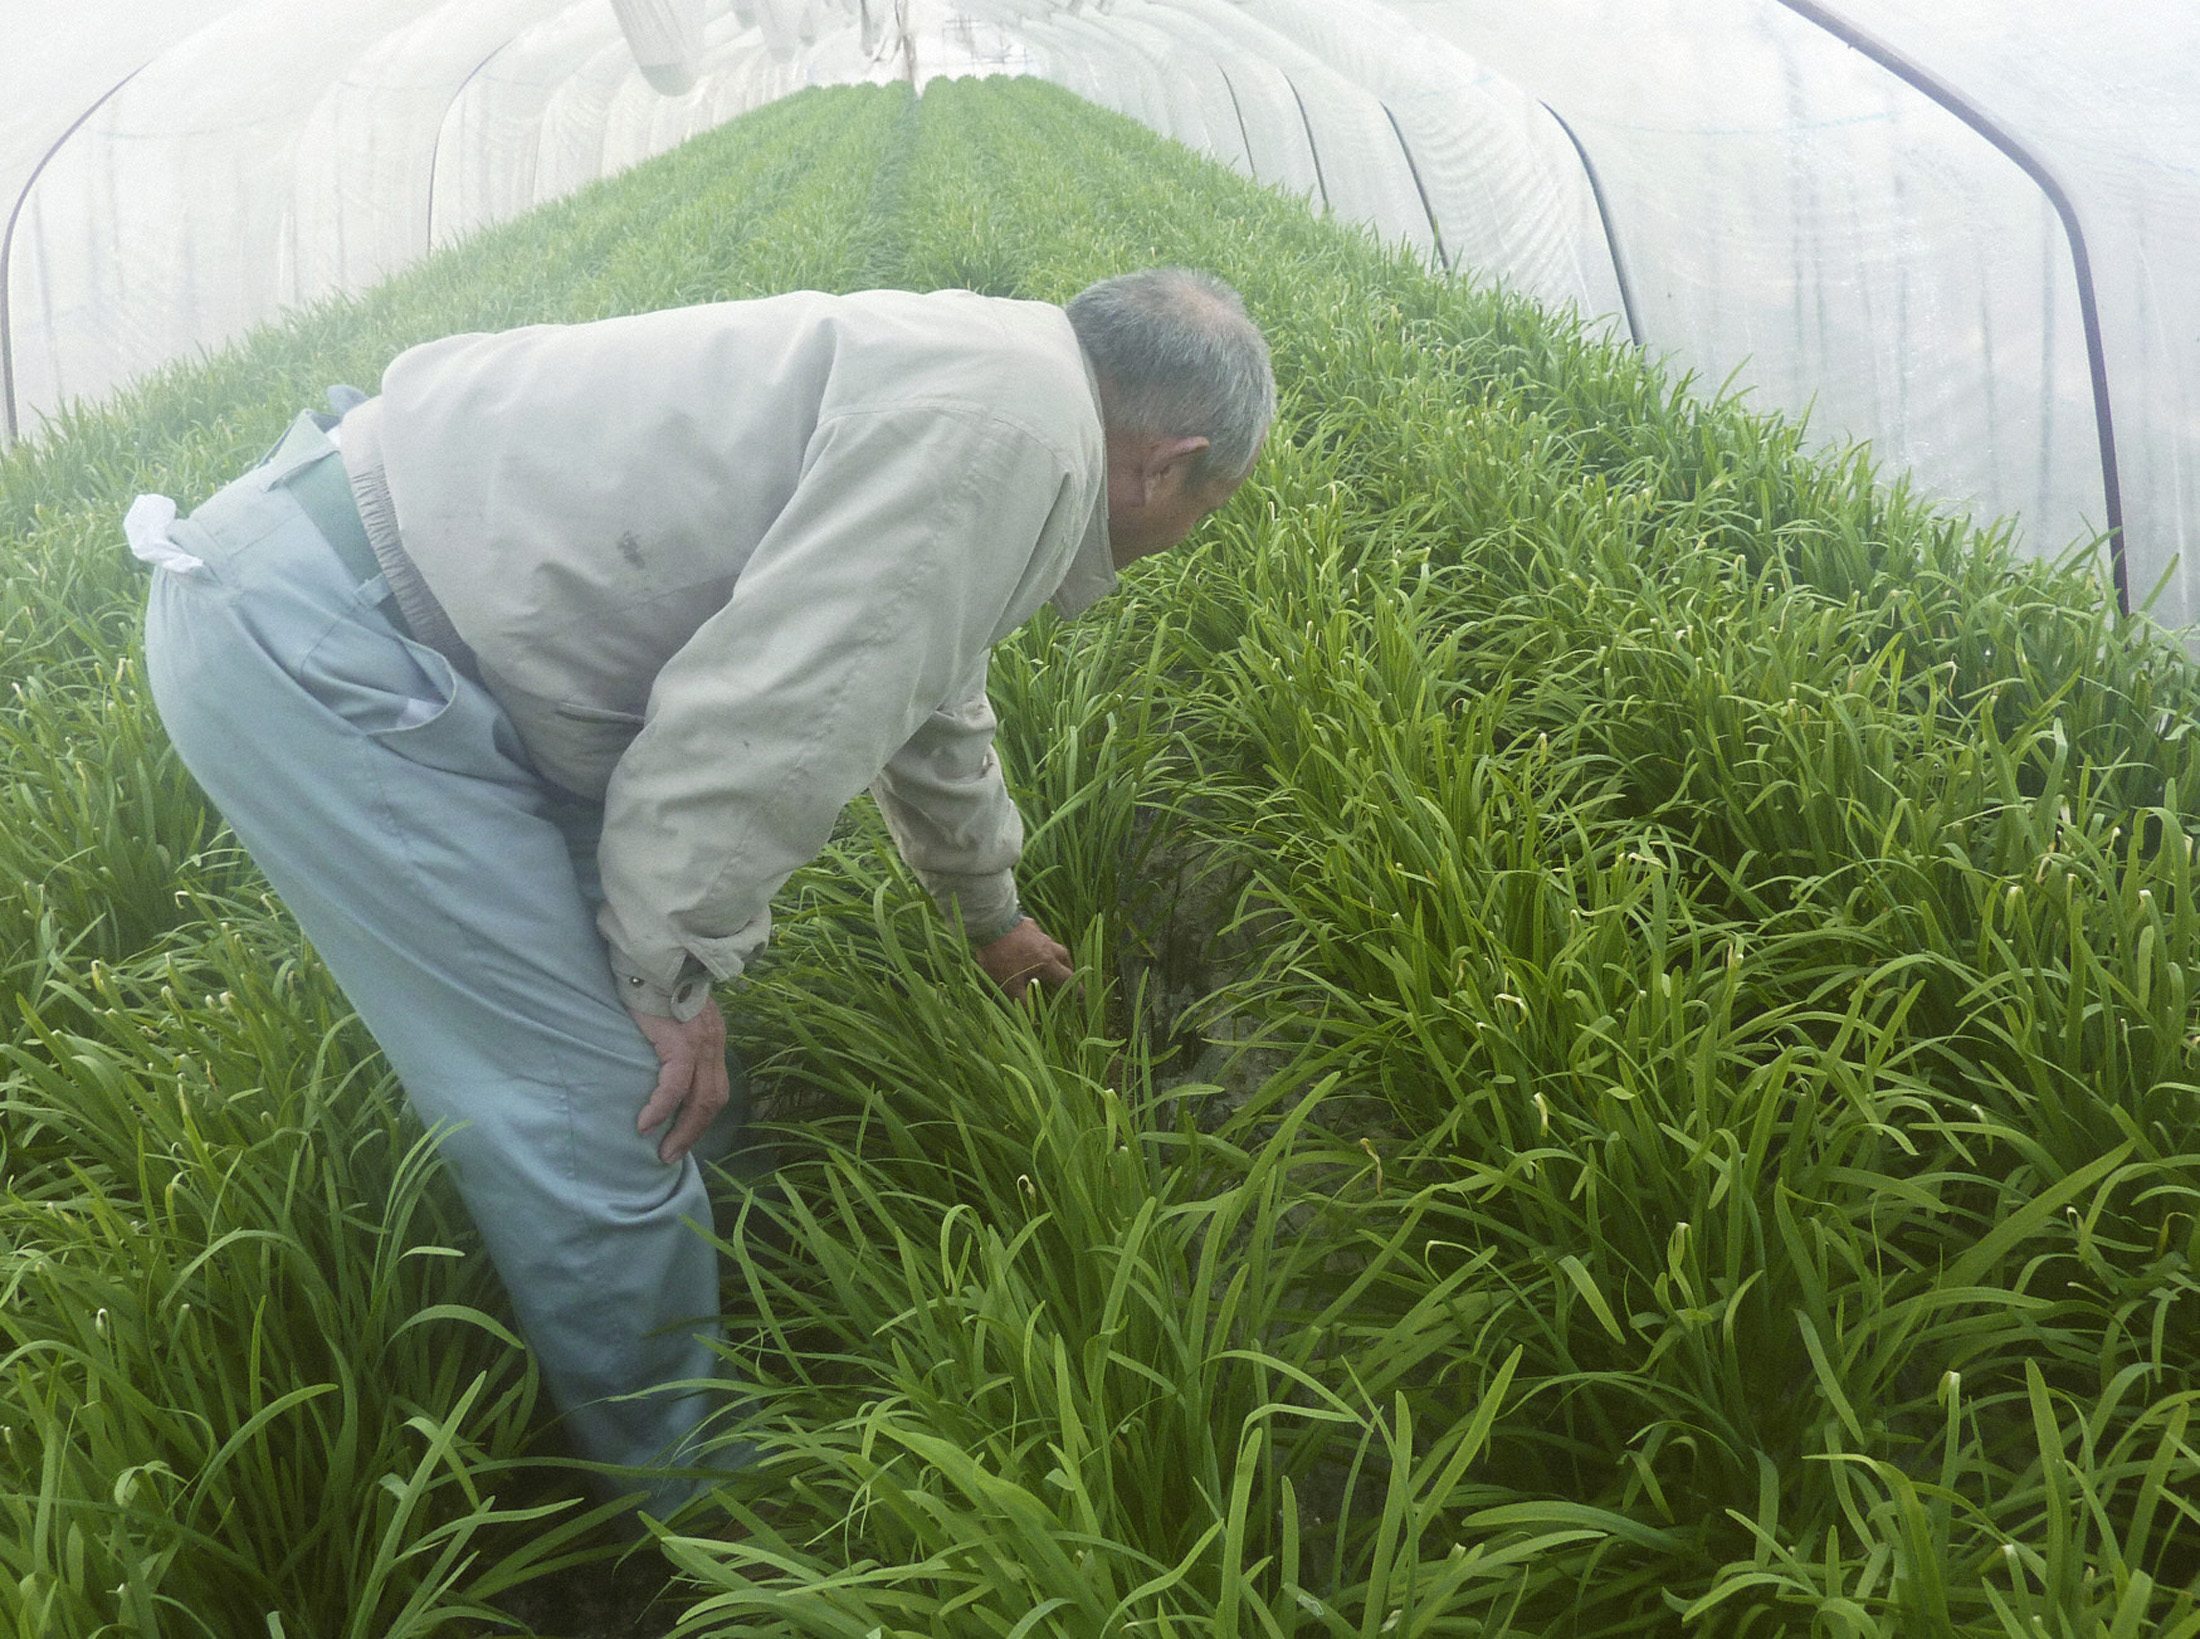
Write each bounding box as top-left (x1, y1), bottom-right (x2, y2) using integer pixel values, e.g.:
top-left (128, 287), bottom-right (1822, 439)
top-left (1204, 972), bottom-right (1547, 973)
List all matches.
top-left (518, 698), bottom-right (648, 800)
top-left (553, 701), bottom-right (648, 727)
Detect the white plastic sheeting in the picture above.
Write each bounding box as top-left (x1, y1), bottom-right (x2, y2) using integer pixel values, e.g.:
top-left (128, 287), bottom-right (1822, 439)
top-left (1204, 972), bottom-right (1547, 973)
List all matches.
top-left (991, 0), bottom-right (2199, 639)
top-left (609, 0), bottom-right (708, 92)
top-left (1380, 0), bottom-right (2133, 610)
top-left (5, 0), bottom-right (2195, 643)
top-left (0, 0), bottom-right (925, 443)
top-left (1833, 0), bottom-right (2200, 628)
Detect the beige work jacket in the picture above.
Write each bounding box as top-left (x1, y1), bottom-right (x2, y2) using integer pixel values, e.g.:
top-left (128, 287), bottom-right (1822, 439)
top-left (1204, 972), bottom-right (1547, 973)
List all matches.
top-left (344, 289), bottom-right (1115, 1018)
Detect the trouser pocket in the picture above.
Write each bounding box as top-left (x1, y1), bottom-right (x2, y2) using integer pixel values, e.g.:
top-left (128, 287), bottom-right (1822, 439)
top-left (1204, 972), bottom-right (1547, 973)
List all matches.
top-left (297, 603), bottom-right (458, 740)
top-left (291, 596), bottom-right (535, 786)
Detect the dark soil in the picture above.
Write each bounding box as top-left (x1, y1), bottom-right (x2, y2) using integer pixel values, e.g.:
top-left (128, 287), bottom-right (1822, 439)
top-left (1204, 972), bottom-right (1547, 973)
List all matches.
top-left (477, 1549), bottom-right (690, 1638)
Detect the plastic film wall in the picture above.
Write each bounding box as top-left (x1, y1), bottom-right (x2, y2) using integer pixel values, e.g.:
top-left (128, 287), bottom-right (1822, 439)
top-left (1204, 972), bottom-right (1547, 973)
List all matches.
top-left (0, 0), bottom-right (891, 446)
top-left (978, 0), bottom-right (2199, 641)
top-left (5, 0), bottom-right (2195, 646)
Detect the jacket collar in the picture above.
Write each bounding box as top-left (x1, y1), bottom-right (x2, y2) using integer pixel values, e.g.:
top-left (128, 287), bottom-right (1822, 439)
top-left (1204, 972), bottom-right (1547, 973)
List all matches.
top-left (1049, 340), bottom-right (1118, 619)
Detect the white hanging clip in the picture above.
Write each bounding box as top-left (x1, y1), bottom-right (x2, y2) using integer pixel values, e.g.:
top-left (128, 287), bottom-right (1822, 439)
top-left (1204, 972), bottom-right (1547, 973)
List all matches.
top-left (124, 494), bottom-right (205, 576)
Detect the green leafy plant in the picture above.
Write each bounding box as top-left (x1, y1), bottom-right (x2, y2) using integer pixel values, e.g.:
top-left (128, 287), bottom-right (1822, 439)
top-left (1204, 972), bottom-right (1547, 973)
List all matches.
top-left (1, 73), bottom-right (2195, 1638)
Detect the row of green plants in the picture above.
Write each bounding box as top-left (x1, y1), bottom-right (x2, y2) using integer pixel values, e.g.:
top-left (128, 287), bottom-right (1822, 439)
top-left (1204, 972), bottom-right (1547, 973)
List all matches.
top-left (669, 79), bottom-right (2200, 1636)
top-left (2, 72), bottom-right (2196, 1636)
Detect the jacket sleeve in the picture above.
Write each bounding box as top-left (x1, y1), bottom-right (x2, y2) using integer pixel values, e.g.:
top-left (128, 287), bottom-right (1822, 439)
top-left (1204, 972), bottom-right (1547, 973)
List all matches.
top-left (595, 405), bottom-right (1070, 1017)
top-left (868, 652), bottom-right (1026, 944)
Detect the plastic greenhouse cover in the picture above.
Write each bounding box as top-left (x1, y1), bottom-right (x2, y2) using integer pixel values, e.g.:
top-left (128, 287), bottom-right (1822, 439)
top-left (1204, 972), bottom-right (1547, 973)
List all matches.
top-left (1378, 0), bottom-right (2198, 640)
top-left (4, 0), bottom-right (2193, 648)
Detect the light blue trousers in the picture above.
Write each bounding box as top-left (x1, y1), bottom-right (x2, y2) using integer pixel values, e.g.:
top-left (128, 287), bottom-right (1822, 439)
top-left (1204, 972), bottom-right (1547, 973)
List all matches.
top-left (141, 413), bottom-right (746, 1520)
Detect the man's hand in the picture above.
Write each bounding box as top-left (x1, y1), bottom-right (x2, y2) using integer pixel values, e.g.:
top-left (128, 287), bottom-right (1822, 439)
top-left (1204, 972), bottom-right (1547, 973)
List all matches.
top-left (975, 916), bottom-right (1075, 1002)
top-left (628, 1000), bottom-right (730, 1165)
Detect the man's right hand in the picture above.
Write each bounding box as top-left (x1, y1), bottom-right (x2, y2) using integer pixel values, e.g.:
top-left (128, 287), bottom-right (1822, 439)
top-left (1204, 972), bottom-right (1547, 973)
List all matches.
top-left (975, 916), bottom-right (1076, 1002)
top-left (628, 999), bottom-right (730, 1165)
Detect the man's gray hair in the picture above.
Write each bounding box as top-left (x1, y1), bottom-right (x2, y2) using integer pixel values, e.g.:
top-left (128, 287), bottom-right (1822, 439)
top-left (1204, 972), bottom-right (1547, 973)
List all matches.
top-left (1065, 269), bottom-right (1276, 484)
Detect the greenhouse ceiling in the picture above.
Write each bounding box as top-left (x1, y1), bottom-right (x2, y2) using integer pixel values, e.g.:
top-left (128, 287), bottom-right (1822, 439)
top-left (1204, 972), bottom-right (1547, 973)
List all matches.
top-left (6, 0), bottom-right (2195, 641)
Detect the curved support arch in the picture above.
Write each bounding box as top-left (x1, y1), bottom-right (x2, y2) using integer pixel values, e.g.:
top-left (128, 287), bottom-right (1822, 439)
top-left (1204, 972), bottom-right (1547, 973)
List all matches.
top-left (1379, 100), bottom-right (1447, 272)
top-left (1539, 102), bottom-right (1642, 350)
top-left (427, 39), bottom-right (524, 251)
top-left (1, 68), bottom-right (144, 444)
top-left (1214, 62), bottom-right (1259, 182)
top-left (1282, 74), bottom-right (1330, 215)
top-left (1776, 0), bottom-right (2128, 612)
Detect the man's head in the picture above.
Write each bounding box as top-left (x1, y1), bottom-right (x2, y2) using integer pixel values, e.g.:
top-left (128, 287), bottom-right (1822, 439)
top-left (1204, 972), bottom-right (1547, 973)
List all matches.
top-left (1065, 269), bottom-right (1276, 567)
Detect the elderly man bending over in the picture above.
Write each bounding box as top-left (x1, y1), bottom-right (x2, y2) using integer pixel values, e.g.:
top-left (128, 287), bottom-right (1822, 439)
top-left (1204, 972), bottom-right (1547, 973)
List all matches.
top-left (135, 268), bottom-right (1276, 1520)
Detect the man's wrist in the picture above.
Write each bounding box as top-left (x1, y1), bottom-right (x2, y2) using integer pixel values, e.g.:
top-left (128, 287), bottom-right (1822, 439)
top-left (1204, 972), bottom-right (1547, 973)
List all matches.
top-left (610, 947), bottom-right (714, 1020)
top-left (965, 902), bottom-right (1025, 945)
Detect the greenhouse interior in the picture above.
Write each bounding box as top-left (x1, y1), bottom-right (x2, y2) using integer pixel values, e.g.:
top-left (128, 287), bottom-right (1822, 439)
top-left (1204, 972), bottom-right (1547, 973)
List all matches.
top-left (4, 1), bottom-right (2197, 1634)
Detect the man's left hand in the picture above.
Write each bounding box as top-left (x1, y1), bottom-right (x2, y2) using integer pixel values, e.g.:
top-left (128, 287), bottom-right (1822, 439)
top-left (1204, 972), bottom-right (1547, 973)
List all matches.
top-left (975, 917), bottom-right (1075, 1002)
top-left (629, 999), bottom-right (730, 1165)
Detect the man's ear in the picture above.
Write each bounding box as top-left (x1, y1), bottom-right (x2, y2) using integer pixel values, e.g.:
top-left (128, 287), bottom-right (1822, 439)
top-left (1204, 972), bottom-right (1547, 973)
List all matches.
top-left (1140, 434), bottom-right (1213, 500)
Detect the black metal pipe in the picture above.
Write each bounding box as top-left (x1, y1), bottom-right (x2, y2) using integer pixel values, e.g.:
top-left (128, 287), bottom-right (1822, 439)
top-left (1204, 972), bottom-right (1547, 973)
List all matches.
top-left (1539, 101), bottom-right (1644, 349)
top-left (2, 68), bottom-right (145, 445)
top-left (1381, 100), bottom-right (1449, 273)
top-left (426, 40), bottom-right (519, 253)
top-left (1282, 74), bottom-right (1331, 215)
top-left (1775, 0), bottom-right (2129, 614)
top-left (1213, 61), bottom-right (1259, 183)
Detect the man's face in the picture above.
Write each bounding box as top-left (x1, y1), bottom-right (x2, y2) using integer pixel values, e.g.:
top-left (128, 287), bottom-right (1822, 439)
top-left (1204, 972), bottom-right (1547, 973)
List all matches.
top-left (1106, 433), bottom-right (1258, 569)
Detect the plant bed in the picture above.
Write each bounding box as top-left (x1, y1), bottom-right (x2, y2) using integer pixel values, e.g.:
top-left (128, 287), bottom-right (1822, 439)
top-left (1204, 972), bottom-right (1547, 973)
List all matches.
top-left (3, 73), bottom-right (2197, 1639)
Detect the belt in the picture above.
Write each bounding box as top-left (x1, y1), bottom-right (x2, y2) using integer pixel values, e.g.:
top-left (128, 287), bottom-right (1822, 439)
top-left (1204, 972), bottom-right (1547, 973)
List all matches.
top-left (279, 444), bottom-right (421, 645)
top-left (285, 447), bottom-right (377, 583)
